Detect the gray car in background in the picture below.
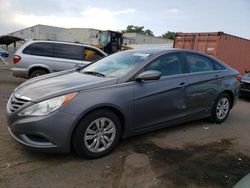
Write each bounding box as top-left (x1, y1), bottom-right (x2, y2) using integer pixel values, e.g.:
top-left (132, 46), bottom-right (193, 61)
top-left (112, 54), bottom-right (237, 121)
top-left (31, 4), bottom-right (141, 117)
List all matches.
top-left (240, 72), bottom-right (250, 97)
top-left (11, 40), bottom-right (107, 78)
top-left (6, 49), bottom-right (240, 158)
top-left (0, 48), bottom-right (9, 57)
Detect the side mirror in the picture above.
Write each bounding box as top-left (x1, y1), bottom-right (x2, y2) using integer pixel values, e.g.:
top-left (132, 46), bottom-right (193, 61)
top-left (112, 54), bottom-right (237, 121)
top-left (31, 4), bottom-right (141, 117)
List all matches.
top-left (136, 70), bottom-right (161, 81)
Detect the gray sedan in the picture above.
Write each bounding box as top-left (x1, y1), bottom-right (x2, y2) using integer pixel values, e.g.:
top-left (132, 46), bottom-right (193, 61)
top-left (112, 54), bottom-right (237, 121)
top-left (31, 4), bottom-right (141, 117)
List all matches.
top-left (6, 49), bottom-right (240, 158)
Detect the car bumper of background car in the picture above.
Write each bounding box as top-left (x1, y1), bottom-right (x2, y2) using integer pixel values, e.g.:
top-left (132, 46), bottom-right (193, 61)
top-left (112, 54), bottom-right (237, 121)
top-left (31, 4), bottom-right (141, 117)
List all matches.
top-left (240, 82), bottom-right (250, 97)
top-left (6, 110), bottom-right (78, 153)
top-left (3, 53), bottom-right (9, 58)
top-left (240, 88), bottom-right (250, 97)
top-left (11, 67), bottom-right (29, 78)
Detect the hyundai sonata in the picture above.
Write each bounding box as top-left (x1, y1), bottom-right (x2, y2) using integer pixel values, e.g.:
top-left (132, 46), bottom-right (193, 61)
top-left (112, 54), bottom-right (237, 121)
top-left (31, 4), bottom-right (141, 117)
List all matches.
top-left (6, 49), bottom-right (240, 158)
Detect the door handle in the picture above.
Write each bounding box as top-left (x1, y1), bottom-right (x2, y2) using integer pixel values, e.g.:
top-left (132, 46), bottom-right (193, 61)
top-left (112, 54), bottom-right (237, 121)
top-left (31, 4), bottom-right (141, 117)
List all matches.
top-left (214, 75), bottom-right (221, 79)
top-left (178, 82), bottom-right (188, 88)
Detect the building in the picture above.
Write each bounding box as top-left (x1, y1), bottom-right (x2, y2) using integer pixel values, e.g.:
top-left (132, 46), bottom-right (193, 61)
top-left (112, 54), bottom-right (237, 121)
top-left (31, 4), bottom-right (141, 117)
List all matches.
top-left (0, 25), bottom-right (103, 60)
top-left (123, 32), bottom-right (172, 45)
top-left (9, 24), bottom-right (66, 41)
top-left (0, 25), bottom-right (173, 62)
top-left (56, 28), bottom-right (100, 45)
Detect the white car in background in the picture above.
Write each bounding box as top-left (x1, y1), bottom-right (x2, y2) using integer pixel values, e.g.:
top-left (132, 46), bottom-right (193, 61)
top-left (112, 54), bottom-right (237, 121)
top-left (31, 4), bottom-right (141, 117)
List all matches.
top-left (12, 40), bottom-right (107, 78)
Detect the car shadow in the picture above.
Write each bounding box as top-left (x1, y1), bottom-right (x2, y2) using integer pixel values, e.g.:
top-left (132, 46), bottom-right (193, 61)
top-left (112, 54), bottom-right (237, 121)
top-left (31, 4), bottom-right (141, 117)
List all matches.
top-left (239, 96), bottom-right (250, 102)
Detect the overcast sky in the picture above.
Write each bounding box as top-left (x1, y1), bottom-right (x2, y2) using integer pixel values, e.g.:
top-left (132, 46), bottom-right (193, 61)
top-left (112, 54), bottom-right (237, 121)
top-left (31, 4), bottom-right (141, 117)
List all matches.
top-left (0, 0), bottom-right (249, 39)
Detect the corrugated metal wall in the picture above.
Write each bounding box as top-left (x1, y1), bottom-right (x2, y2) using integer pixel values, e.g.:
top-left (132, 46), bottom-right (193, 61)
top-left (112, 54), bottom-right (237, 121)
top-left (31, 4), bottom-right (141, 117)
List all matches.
top-left (174, 32), bottom-right (250, 74)
top-left (217, 34), bottom-right (250, 74)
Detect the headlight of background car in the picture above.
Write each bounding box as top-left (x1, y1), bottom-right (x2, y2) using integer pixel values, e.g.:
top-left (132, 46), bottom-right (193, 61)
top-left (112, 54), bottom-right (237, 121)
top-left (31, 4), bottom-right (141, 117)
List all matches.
top-left (19, 92), bottom-right (77, 116)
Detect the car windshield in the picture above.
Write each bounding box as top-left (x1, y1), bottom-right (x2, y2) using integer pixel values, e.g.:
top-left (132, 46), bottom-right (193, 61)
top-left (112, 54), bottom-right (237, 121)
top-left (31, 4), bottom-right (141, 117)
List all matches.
top-left (81, 51), bottom-right (152, 78)
top-left (99, 31), bottom-right (110, 47)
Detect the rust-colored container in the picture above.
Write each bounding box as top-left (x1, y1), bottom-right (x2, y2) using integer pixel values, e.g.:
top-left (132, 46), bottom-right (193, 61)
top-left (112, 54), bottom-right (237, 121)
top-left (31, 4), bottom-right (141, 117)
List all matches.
top-left (173, 32), bottom-right (250, 74)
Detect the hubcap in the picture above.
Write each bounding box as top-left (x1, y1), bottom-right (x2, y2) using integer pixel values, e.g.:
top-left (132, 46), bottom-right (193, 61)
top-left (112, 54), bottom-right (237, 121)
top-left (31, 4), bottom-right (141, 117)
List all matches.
top-left (32, 73), bottom-right (40, 77)
top-left (216, 97), bottom-right (229, 120)
top-left (84, 118), bottom-right (116, 153)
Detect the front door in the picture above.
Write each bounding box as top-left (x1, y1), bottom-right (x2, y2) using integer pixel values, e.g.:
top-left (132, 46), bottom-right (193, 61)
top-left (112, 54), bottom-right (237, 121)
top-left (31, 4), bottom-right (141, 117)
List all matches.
top-left (134, 52), bottom-right (188, 130)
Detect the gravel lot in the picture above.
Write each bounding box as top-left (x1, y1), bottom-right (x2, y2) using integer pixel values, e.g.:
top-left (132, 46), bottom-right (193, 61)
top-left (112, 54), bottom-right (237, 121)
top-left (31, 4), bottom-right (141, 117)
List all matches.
top-left (0, 69), bottom-right (250, 188)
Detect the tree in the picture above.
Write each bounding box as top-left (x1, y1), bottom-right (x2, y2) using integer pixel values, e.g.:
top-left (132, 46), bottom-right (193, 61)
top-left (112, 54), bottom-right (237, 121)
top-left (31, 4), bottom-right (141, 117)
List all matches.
top-left (162, 31), bottom-right (177, 40)
top-left (133, 26), bottom-right (145, 33)
top-left (144, 29), bottom-right (154, 36)
top-left (122, 25), bottom-right (154, 36)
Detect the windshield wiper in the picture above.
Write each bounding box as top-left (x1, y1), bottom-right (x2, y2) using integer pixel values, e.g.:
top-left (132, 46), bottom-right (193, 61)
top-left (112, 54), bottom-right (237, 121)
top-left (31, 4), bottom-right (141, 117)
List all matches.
top-left (83, 71), bottom-right (105, 77)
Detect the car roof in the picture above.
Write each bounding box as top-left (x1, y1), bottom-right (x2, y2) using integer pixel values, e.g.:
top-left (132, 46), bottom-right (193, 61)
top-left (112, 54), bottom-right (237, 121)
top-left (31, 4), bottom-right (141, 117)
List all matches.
top-left (25, 40), bottom-right (107, 54)
top-left (119, 48), bottom-right (207, 56)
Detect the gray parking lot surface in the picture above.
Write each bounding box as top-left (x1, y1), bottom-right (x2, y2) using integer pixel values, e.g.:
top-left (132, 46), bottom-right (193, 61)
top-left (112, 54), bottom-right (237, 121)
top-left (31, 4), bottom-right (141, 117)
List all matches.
top-left (0, 70), bottom-right (250, 188)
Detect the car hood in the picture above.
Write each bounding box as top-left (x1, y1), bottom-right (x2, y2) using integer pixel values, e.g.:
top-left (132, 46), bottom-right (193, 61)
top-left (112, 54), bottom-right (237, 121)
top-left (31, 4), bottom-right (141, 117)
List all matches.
top-left (15, 70), bottom-right (118, 102)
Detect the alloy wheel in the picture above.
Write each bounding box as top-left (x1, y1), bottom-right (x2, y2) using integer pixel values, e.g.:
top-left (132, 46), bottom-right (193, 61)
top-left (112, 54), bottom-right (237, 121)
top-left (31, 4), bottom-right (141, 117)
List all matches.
top-left (84, 118), bottom-right (116, 153)
top-left (216, 97), bottom-right (230, 120)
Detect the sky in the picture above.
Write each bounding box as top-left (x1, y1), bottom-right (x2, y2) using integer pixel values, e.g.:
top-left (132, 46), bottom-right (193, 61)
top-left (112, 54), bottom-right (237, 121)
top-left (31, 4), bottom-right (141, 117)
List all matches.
top-left (0, 0), bottom-right (249, 39)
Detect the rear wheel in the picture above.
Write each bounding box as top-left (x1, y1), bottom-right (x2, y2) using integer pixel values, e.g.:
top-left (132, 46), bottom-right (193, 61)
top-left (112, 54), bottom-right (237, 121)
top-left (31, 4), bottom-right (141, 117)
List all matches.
top-left (72, 109), bottom-right (121, 159)
top-left (30, 69), bottom-right (48, 78)
top-left (211, 93), bottom-right (231, 123)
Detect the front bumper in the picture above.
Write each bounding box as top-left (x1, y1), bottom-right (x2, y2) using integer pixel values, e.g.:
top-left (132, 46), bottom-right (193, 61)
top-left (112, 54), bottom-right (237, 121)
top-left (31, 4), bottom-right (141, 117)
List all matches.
top-left (6, 109), bottom-right (78, 153)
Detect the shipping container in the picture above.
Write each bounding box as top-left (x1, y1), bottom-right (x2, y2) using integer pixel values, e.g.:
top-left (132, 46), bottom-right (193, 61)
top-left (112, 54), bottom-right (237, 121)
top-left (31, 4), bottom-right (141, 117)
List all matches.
top-left (173, 32), bottom-right (250, 74)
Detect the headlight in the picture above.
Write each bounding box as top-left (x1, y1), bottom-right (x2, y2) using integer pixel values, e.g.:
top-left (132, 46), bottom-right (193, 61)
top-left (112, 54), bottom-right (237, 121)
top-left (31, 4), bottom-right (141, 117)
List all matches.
top-left (19, 92), bottom-right (77, 116)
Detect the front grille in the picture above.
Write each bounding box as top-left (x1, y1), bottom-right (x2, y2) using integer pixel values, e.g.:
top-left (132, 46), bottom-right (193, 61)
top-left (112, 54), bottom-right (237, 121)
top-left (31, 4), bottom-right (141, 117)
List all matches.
top-left (8, 95), bottom-right (29, 113)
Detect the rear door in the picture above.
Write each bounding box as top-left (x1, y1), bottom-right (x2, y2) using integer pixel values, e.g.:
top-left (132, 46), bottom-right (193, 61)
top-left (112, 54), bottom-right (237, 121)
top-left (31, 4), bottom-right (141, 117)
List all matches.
top-left (134, 52), bottom-right (188, 130)
top-left (183, 52), bottom-right (226, 115)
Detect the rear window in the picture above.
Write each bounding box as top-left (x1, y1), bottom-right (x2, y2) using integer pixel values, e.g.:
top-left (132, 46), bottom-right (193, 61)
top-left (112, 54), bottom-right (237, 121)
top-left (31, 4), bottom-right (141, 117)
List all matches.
top-left (23, 42), bottom-right (54, 57)
top-left (23, 42), bottom-right (84, 61)
top-left (185, 53), bottom-right (225, 73)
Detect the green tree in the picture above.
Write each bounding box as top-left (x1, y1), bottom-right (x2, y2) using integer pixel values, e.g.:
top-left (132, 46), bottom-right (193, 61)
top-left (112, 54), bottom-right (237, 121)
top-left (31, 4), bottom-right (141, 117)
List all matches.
top-left (144, 29), bottom-right (154, 36)
top-left (133, 26), bottom-right (145, 33)
top-left (162, 31), bottom-right (177, 40)
top-left (122, 25), bottom-right (154, 36)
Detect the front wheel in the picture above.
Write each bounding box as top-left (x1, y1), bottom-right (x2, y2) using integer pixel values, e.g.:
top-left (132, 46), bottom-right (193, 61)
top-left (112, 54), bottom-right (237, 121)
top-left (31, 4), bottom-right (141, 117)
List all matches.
top-left (211, 93), bottom-right (231, 123)
top-left (72, 109), bottom-right (121, 159)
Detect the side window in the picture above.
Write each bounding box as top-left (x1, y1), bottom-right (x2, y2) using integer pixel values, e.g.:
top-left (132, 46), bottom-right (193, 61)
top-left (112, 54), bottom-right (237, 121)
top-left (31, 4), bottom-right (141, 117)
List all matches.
top-left (145, 53), bottom-right (184, 77)
top-left (84, 48), bottom-right (103, 62)
top-left (23, 42), bottom-right (54, 57)
top-left (53, 44), bottom-right (83, 61)
top-left (213, 60), bottom-right (226, 70)
top-left (186, 53), bottom-right (217, 73)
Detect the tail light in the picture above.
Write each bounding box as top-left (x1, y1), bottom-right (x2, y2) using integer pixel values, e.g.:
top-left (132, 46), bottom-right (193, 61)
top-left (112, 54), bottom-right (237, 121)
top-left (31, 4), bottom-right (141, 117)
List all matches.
top-left (235, 74), bottom-right (242, 81)
top-left (13, 55), bottom-right (21, 64)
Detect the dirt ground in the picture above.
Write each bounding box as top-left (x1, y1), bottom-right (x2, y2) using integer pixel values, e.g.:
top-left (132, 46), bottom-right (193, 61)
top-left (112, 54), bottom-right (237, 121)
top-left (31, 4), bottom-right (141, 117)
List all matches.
top-left (0, 69), bottom-right (250, 188)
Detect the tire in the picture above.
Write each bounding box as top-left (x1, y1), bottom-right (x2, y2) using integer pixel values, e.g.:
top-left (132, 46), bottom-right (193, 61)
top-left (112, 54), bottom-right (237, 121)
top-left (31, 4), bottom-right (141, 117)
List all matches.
top-left (72, 109), bottom-right (121, 159)
top-left (30, 69), bottom-right (48, 78)
top-left (211, 93), bottom-right (231, 123)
